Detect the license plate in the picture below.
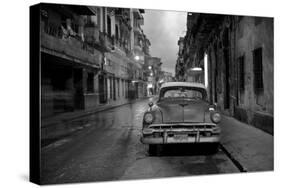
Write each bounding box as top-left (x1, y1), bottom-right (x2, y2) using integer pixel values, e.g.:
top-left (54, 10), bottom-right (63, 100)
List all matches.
top-left (174, 134), bottom-right (188, 140)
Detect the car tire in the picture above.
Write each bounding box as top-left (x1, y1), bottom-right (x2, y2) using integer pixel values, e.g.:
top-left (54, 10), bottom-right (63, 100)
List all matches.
top-left (148, 145), bottom-right (158, 156)
top-left (209, 143), bottom-right (219, 153)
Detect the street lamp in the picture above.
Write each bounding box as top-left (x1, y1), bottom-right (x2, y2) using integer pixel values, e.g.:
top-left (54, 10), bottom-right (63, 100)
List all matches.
top-left (188, 67), bottom-right (203, 73)
top-left (150, 72), bottom-right (153, 76)
top-left (148, 66), bottom-right (152, 70)
top-left (104, 56), bottom-right (107, 65)
top-left (134, 55), bottom-right (140, 61)
top-left (159, 79), bottom-right (164, 84)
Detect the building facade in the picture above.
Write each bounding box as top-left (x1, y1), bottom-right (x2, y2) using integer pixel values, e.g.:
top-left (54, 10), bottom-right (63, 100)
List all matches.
top-left (40, 4), bottom-right (150, 118)
top-left (158, 71), bottom-right (173, 88)
top-left (144, 56), bottom-right (163, 95)
top-left (176, 13), bottom-right (273, 134)
top-left (175, 37), bottom-right (185, 81)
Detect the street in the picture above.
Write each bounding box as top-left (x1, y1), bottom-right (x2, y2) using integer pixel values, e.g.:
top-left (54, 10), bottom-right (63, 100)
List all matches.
top-left (41, 98), bottom-right (240, 184)
top-left (28, 4), bottom-right (274, 186)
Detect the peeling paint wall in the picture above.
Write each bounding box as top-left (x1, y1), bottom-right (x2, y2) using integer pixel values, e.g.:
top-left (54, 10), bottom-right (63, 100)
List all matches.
top-left (207, 16), bottom-right (273, 133)
top-left (235, 17), bottom-right (273, 115)
top-left (179, 13), bottom-right (273, 134)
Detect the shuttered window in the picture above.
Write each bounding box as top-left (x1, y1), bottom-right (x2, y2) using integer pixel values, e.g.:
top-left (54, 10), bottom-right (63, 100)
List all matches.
top-left (238, 55), bottom-right (245, 91)
top-left (253, 48), bottom-right (264, 93)
top-left (87, 73), bottom-right (94, 93)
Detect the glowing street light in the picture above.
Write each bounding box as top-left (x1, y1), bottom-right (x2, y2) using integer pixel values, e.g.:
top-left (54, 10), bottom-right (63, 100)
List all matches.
top-left (148, 66), bottom-right (152, 70)
top-left (186, 67), bottom-right (203, 77)
top-left (150, 72), bottom-right (153, 76)
top-left (190, 67), bottom-right (202, 71)
top-left (134, 55), bottom-right (140, 61)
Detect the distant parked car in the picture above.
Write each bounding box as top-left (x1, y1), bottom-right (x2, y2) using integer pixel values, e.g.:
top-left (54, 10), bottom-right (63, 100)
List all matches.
top-left (140, 82), bottom-right (221, 155)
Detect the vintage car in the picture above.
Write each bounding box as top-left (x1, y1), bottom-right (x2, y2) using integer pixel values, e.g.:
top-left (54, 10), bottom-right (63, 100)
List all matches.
top-left (140, 82), bottom-right (221, 155)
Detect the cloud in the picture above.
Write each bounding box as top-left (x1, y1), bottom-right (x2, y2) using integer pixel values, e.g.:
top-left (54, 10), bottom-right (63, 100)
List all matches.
top-left (142, 9), bottom-right (187, 76)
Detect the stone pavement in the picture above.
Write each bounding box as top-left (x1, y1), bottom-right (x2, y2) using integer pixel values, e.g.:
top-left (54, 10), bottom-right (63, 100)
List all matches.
top-left (220, 115), bottom-right (273, 172)
top-left (41, 97), bottom-right (149, 142)
top-left (41, 97), bottom-right (274, 173)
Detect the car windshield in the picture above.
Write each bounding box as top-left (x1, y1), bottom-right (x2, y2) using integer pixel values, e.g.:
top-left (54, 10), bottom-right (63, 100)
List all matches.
top-left (160, 87), bottom-right (205, 100)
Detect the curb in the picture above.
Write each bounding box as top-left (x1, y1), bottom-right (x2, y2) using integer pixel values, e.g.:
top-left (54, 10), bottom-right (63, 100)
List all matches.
top-left (42, 97), bottom-right (149, 128)
top-left (219, 143), bottom-right (248, 172)
top-left (41, 97), bottom-right (149, 145)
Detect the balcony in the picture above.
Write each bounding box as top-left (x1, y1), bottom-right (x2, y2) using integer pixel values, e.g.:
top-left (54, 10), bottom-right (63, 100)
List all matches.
top-left (84, 24), bottom-right (100, 46)
top-left (104, 33), bottom-right (115, 52)
top-left (83, 31), bottom-right (114, 53)
top-left (41, 23), bottom-right (100, 68)
top-left (133, 24), bottom-right (142, 35)
top-left (113, 37), bottom-right (132, 58)
top-left (133, 9), bottom-right (144, 25)
top-left (134, 44), bottom-right (142, 53)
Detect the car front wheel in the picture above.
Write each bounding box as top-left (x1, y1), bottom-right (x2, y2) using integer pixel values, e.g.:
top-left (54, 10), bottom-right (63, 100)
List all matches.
top-left (148, 144), bottom-right (159, 156)
top-left (209, 143), bottom-right (219, 153)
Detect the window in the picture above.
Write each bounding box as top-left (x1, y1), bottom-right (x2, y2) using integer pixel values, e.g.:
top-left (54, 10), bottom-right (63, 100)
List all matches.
top-left (160, 87), bottom-right (206, 100)
top-left (107, 15), bottom-right (111, 36)
top-left (110, 77), bottom-right (113, 99)
top-left (113, 77), bottom-right (116, 100)
top-left (253, 48), bottom-right (263, 93)
top-left (117, 78), bottom-right (120, 98)
top-left (238, 55), bottom-right (245, 91)
top-left (123, 80), bottom-right (125, 97)
top-left (87, 73), bottom-right (94, 93)
top-left (107, 78), bottom-right (110, 99)
top-left (163, 89), bottom-right (203, 99)
top-left (115, 24), bottom-right (119, 40)
top-left (125, 81), bottom-right (129, 99)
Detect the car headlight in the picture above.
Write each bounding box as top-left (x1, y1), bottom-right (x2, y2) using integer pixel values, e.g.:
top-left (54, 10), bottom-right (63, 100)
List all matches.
top-left (144, 113), bottom-right (154, 124)
top-left (211, 112), bottom-right (221, 123)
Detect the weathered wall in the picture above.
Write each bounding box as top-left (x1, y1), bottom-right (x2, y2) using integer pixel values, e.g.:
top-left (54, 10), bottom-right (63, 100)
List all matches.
top-left (206, 16), bottom-right (273, 134)
top-left (234, 16), bottom-right (273, 134)
top-left (235, 16), bottom-right (273, 115)
top-left (178, 13), bottom-right (273, 133)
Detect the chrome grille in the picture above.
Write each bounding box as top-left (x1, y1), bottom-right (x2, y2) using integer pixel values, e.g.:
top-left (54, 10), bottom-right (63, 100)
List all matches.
top-left (149, 124), bottom-right (214, 130)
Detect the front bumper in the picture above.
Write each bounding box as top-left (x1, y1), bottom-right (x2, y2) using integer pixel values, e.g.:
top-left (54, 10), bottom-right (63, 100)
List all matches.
top-left (140, 123), bottom-right (221, 144)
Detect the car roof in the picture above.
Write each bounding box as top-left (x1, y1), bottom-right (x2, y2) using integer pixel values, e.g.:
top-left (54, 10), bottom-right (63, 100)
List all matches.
top-left (160, 82), bottom-right (207, 90)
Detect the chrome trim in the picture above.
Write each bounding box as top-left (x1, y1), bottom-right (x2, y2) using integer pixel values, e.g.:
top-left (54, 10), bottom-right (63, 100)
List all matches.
top-left (148, 122), bottom-right (217, 127)
top-left (140, 135), bottom-right (220, 144)
top-left (141, 122), bottom-right (221, 144)
top-left (146, 123), bottom-right (218, 131)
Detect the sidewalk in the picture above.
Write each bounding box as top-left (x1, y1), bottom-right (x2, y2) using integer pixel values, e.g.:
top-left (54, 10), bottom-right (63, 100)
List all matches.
top-left (220, 115), bottom-right (273, 172)
top-left (41, 97), bottom-right (149, 142)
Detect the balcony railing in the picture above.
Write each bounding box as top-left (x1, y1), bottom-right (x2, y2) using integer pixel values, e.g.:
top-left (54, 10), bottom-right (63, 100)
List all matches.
top-left (43, 22), bottom-right (63, 38)
top-left (105, 33), bottom-right (115, 50)
top-left (113, 37), bottom-right (132, 58)
top-left (84, 24), bottom-right (100, 46)
top-left (133, 24), bottom-right (142, 35)
top-left (41, 22), bottom-right (101, 67)
top-left (42, 21), bottom-right (134, 64)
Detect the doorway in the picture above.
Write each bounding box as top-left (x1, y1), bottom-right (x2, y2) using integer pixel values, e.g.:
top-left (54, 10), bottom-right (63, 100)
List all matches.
top-left (223, 29), bottom-right (230, 109)
top-left (99, 74), bottom-right (107, 103)
top-left (73, 68), bottom-right (84, 110)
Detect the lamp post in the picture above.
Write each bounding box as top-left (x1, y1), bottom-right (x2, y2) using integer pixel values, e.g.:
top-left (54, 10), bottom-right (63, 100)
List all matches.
top-left (134, 55), bottom-right (140, 61)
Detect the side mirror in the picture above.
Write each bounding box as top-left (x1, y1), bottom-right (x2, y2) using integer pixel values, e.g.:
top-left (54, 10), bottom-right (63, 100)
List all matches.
top-left (148, 102), bottom-right (153, 108)
top-left (213, 103), bottom-right (217, 109)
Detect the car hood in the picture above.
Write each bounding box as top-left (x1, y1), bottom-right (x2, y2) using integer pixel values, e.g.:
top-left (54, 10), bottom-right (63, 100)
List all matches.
top-left (156, 99), bottom-right (209, 123)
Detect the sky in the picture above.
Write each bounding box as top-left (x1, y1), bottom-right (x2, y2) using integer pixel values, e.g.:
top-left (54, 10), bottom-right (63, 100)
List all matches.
top-left (142, 9), bottom-right (187, 76)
